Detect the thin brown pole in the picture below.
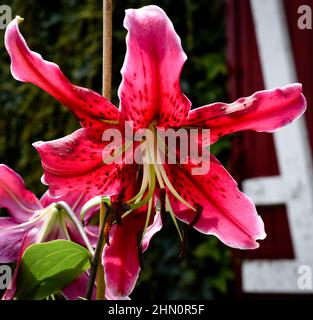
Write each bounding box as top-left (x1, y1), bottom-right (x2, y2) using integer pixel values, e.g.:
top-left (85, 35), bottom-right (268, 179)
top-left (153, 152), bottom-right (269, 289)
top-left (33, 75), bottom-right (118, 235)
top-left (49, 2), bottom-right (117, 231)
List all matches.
top-left (96, 0), bottom-right (112, 300)
top-left (102, 0), bottom-right (112, 100)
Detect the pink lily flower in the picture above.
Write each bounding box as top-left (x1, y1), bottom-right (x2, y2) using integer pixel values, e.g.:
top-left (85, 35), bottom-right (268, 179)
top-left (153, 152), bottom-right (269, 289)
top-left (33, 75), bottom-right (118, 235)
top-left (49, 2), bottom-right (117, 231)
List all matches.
top-left (0, 164), bottom-right (91, 263)
top-left (5, 5), bottom-right (306, 297)
top-left (0, 164), bottom-right (118, 300)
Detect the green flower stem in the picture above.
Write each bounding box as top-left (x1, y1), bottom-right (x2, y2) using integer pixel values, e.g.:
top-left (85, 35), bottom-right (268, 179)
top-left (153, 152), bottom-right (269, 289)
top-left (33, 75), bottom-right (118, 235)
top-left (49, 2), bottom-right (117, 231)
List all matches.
top-left (96, 200), bottom-right (107, 300)
top-left (85, 201), bottom-right (110, 300)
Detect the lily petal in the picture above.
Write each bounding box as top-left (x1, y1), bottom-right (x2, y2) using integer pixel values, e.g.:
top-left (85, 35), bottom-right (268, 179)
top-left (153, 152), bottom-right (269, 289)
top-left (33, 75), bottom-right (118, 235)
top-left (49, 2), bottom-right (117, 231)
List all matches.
top-left (83, 225), bottom-right (99, 248)
top-left (0, 222), bottom-right (38, 263)
top-left (0, 217), bottom-right (16, 228)
top-left (62, 272), bottom-right (95, 300)
top-left (103, 212), bottom-right (144, 297)
top-left (103, 209), bottom-right (160, 297)
top-left (62, 272), bottom-right (129, 300)
top-left (142, 211), bottom-right (162, 252)
top-left (106, 288), bottom-right (131, 300)
top-left (2, 229), bottom-right (36, 299)
top-left (119, 5), bottom-right (190, 128)
top-left (40, 190), bottom-right (92, 215)
top-left (0, 164), bottom-right (41, 223)
top-left (164, 155), bottom-right (266, 249)
top-left (33, 128), bottom-right (122, 197)
top-left (185, 84), bottom-right (306, 144)
top-left (5, 17), bottom-right (119, 128)
top-left (77, 165), bottom-right (139, 248)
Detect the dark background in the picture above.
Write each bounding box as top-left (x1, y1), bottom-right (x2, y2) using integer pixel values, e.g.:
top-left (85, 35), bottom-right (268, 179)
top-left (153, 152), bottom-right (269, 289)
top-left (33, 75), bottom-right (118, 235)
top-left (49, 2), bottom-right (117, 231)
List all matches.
top-left (0, 0), bottom-right (236, 299)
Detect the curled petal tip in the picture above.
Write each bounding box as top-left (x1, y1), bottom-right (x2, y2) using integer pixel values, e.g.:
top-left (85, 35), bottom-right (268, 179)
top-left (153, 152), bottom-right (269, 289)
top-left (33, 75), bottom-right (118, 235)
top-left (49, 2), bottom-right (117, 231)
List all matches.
top-left (249, 217), bottom-right (267, 249)
top-left (124, 5), bottom-right (168, 31)
top-left (40, 174), bottom-right (49, 187)
top-left (32, 141), bottom-right (43, 148)
top-left (32, 141), bottom-right (45, 154)
top-left (125, 5), bottom-right (164, 16)
top-left (16, 16), bottom-right (24, 24)
top-left (259, 231), bottom-right (267, 241)
top-left (257, 229), bottom-right (267, 242)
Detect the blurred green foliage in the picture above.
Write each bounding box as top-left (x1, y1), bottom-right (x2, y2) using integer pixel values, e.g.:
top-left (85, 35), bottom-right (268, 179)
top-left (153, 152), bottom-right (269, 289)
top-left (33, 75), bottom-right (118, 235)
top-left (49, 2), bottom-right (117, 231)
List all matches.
top-left (0, 0), bottom-right (234, 299)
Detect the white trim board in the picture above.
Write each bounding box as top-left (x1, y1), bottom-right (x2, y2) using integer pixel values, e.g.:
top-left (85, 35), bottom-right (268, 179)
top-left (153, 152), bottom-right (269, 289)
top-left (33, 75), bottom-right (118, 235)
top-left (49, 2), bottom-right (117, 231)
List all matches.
top-left (243, 0), bottom-right (313, 293)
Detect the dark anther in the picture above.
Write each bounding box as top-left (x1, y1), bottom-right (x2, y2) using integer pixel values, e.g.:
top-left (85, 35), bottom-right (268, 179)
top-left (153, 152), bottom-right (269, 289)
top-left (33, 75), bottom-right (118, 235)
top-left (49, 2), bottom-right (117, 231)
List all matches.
top-left (111, 187), bottom-right (127, 226)
top-left (121, 203), bottom-right (131, 211)
top-left (102, 204), bottom-right (113, 246)
top-left (189, 203), bottom-right (203, 230)
top-left (103, 216), bottom-right (113, 246)
top-left (113, 207), bottom-right (123, 226)
top-left (159, 188), bottom-right (167, 224)
top-left (137, 231), bottom-right (144, 269)
top-left (178, 203), bottom-right (203, 260)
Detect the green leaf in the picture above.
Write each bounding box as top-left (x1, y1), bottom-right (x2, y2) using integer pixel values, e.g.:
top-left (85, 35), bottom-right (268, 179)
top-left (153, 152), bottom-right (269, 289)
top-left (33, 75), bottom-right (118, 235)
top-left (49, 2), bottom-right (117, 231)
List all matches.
top-left (15, 240), bottom-right (91, 300)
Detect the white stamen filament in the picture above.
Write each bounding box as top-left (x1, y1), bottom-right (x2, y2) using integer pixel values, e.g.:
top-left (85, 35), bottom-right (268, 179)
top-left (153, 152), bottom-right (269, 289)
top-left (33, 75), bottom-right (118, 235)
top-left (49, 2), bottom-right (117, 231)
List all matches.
top-left (150, 125), bottom-right (196, 212)
top-left (60, 214), bottom-right (71, 241)
top-left (165, 196), bottom-right (183, 241)
top-left (157, 162), bottom-right (196, 212)
top-left (145, 127), bottom-right (185, 241)
top-left (127, 144), bottom-right (150, 203)
top-left (37, 207), bottom-right (60, 243)
top-left (126, 164), bottom-right (155, 211)
top-left (0, 209), bottom-right (49, 233)
top-left (102, 124), bottom-right (196, 244)
top-left (142, 188), bottom-right (153, 237)
top-left (57, 201), bottom-right (94, 255)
